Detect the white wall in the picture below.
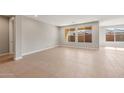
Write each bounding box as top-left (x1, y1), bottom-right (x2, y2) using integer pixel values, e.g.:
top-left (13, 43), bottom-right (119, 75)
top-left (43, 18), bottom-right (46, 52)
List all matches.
top-left (0, 16), bottom-right (9, 54)
top-left (100, 17), bottom-right (124, 27)
top-left (21, 16), bottom-right (59, 55)
top-left (59, 21), bottom-right (99, 49)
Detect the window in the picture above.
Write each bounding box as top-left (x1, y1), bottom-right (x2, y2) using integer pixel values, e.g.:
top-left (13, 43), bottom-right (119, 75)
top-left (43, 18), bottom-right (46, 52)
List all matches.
top-left (85, 31), bottom-right (92, 42)
top-left (77, 31), bottom-right (85, 42)
top-left (106, 28), bottom-right (124, 42)
top-left (64, 26), bottom-right (93, 43)
top-left (68, 31), bottom-right (76, 42)
top-left (64, 29), bottom-right (70, 41)
top-left (77, 26), bottom-right (92, 43)
top-left (106, 31), bottom-right (114, 41)
top-left (115, 32), bottom-right (124, 41)
top-left (64, 28), bottom-right (76, 42)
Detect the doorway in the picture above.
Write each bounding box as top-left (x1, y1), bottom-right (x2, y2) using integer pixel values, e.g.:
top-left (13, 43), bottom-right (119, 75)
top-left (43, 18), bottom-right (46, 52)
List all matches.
top-left (0, 16), bottom-right (15, 63)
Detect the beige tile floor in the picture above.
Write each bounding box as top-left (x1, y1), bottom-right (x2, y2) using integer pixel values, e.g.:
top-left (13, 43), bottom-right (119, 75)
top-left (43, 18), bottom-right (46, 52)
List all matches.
top-left (0, 46), bottom-right (124, 78)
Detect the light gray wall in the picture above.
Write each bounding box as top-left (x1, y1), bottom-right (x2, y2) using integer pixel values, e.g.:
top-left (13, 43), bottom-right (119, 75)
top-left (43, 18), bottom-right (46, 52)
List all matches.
top-left (21, 16), bottom-right (59, 55)
top-left (15, 16), bottom-right (22, 59)
top-left (0, 16), bottom-right (9, 54)
top-left (59, 21), bottom-right (99, 49)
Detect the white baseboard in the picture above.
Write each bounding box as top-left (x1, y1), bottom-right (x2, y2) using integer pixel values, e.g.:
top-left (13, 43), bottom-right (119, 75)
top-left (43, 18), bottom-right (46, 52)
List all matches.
top-left (14, 44), bottom-right (99, 61)
top-left (59, 45), bottom-right (76, 48)
top-left (22, 45), bottom-right (59, 56)
top-left (59, 45), bottom-right (99, 49)
top-left (14, 56), bottom-right (23, 60)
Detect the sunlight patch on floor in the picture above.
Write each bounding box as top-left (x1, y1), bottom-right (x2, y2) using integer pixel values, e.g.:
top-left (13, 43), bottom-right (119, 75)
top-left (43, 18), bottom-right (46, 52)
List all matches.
top-left (104, 47), bottom-right (124, 51)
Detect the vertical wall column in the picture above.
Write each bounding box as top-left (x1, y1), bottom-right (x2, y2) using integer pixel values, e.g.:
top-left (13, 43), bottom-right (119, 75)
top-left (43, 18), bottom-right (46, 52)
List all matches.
top-left (9, 17), bottom-right (15, 54)
top-left (14, 16), bottom-right (22, 60)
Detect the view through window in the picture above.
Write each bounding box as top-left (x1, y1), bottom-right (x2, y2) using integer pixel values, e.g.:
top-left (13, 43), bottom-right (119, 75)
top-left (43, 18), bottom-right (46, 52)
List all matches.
top-left (106, 28), bottom-right (124, 42)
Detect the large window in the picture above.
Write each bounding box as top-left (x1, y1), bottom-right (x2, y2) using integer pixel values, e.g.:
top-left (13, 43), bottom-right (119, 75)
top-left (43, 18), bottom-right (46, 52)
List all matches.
top-left (106, 28), bottom-right (124, 42)
top-left (64, 26), bottom-right (93, 43)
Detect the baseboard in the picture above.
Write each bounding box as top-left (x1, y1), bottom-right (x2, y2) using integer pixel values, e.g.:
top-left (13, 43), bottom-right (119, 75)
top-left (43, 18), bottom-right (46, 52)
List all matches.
top-left (59, 45), bottom-right (99, 49)
top-left (59, 45), bottom-right (76, 48)
top-left (22, 45), bottom-right (59, 56)
top-left (0, 52), bottom-right (9, 57)
top-left (14, 56), bottom-right (23, 60)
top-left (15, 44), bottom-right (99, 60)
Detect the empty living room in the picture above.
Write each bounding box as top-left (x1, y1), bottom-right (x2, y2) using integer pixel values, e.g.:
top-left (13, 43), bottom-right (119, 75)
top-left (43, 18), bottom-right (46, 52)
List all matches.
top-left (1, 0), bottom-right (124, 93)
top-left (0, 15), bottom-right (124, 78)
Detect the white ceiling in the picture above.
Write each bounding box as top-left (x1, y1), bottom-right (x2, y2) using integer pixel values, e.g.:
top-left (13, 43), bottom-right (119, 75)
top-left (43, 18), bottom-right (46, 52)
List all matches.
top-left (26, 15), bottom-right (124, 26)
